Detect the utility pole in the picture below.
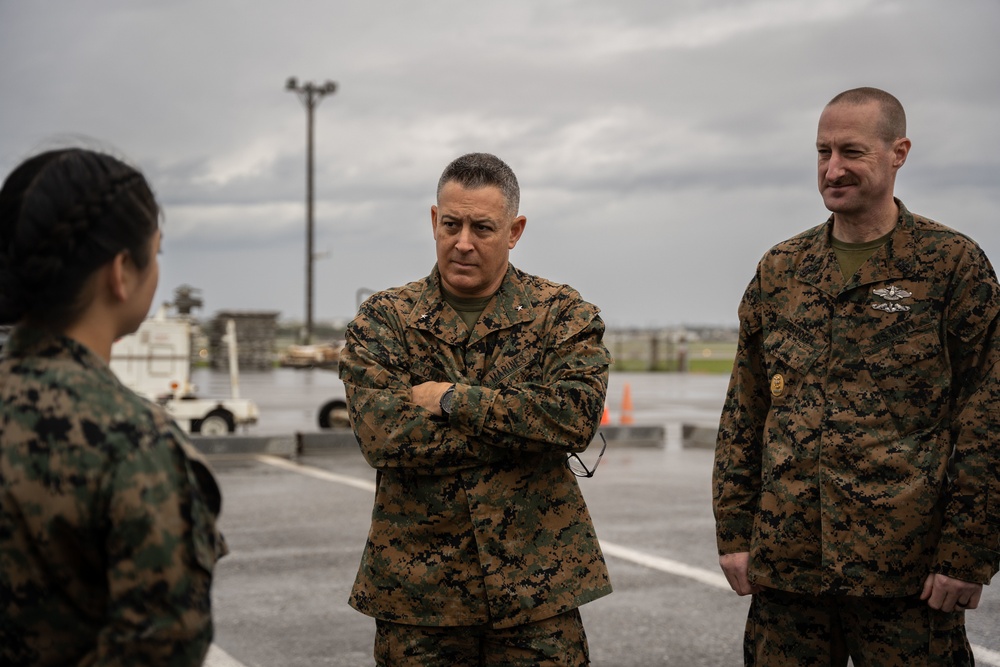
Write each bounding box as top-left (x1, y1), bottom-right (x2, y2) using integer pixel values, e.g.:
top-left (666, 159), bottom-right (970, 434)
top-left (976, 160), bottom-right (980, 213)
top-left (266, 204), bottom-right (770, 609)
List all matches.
top-left (285, 76), bottom-right (337, 344)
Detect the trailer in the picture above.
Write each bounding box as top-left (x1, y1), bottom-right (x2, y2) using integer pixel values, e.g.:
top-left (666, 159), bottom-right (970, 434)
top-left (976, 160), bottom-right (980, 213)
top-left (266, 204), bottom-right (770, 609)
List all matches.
top-left (110, 310), bottom-right (258, 435)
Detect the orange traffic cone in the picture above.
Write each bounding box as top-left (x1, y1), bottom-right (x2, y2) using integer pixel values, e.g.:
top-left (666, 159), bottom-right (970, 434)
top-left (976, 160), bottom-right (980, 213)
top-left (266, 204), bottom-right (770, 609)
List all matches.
top-left (601, 405), bottom-right (611, 425)
top-left (620, 384), bottom-right (634, 424)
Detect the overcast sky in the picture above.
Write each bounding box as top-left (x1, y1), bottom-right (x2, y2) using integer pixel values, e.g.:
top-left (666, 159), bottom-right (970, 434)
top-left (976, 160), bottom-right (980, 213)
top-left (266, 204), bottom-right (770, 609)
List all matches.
top-left (2, 0), bottom-right (998, 329)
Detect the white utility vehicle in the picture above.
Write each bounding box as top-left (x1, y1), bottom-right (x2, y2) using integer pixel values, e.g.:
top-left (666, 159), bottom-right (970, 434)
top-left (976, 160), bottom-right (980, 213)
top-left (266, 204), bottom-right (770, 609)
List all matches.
top-left (110, 309), bottom-right (258, 435)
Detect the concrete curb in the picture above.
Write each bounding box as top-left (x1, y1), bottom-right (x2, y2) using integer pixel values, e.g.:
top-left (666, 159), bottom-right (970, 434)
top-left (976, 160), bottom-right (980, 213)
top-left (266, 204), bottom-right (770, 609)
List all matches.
top-left (190, 424), bottom-right (667, 457)
top-left (190, 435), bottom-right (297, 457)
top-left (296, 429), bottom-right (359, 455)
top-left (681, 423), bottom-right (719, 449)
top-left (598, 425), bottom-right (664, 448)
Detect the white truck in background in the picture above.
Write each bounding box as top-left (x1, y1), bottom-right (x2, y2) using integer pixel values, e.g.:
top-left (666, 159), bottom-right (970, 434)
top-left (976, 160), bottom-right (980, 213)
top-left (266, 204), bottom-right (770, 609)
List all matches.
top-left (110, 309), bottom-right (258, 435)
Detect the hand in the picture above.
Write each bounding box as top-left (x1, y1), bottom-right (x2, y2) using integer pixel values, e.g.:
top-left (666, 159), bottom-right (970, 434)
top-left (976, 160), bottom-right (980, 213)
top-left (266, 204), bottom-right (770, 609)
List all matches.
top-left (411, 381), bottom-right (453, 416)
top-left (920, 573), bottom-right (982, 612)
top-left (719, 551), bottom-right (763, 596)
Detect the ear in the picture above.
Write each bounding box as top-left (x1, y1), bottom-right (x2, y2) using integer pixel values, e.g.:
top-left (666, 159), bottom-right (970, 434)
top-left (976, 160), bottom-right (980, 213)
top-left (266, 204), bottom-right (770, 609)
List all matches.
top-left (508, 215), bottom-right (527, 250)
top-left (106, 251), bottom-right (131, 303)
top-left (431, 204), bottom-right (439, 239)
top-left (892, 137), bottom-right (911, 169)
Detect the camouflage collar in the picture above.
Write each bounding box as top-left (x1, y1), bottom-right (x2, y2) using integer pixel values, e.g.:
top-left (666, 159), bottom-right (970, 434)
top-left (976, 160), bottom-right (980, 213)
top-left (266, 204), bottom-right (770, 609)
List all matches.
top-left (4, 325), bottom-right (111, 373)
top-left (408, 264), bottom-right (536, 346)
top-left (796, 198), bottom-right (917, 297)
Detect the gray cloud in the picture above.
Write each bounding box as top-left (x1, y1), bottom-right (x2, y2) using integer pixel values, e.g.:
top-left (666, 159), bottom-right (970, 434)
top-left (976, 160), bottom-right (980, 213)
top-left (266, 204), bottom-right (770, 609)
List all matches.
top-left (2, 0), bottom-right (998, 327)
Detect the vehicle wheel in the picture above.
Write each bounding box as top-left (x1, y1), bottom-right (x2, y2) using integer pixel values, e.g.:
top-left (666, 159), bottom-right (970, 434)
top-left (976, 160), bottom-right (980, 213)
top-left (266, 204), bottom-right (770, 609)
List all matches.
top-left (197, 411), bottom-right (234, 435)
top-left (318, 400), bottom-right (350, 429)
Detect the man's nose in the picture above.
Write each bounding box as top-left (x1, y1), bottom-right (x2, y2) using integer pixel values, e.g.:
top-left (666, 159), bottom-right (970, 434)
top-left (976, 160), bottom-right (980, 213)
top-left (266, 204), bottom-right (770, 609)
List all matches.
top-left (824, 153), bottom-right (846, 181)
top-left (455, 226), bottom-right (474, 251)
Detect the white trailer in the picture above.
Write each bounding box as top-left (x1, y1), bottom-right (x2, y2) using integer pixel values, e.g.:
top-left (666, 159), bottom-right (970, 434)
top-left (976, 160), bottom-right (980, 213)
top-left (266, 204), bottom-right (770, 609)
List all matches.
top-left (110, 310), bottom-right (258, 435)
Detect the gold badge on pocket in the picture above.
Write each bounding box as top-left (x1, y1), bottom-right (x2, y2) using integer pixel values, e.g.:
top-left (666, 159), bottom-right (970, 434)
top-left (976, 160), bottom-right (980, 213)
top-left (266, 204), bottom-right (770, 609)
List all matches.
top-left (770, 374), bottom-right (785, 397)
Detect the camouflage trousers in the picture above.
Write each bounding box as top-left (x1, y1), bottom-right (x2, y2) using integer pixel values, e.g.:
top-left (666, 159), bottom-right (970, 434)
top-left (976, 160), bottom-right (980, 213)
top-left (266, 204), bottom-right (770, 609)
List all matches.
top-left (373, 608), bottom-right (589, 667)
top-left (744, 588), bottom-right (973, 666)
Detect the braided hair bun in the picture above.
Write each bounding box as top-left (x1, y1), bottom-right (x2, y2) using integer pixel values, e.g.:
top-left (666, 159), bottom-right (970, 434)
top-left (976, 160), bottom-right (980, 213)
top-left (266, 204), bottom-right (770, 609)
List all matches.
top-left (0, 148), bottom-right (160, 326)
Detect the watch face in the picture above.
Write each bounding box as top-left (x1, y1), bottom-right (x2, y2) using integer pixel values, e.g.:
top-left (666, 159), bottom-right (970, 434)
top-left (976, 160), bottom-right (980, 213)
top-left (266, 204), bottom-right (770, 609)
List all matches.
top-left (441, 387), bottom-right (455, 414)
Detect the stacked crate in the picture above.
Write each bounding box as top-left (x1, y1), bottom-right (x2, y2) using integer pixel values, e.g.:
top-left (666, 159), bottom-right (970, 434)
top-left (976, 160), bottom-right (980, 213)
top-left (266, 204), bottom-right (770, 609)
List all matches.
top-left (208, 311), bottom-right (280, 370)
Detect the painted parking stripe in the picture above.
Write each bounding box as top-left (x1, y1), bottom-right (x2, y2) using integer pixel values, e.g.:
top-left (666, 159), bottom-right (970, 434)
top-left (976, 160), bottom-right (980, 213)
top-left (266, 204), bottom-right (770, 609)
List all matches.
top-left (598, 541), bottom-right (730, 589)
top-left (204, 644), bottom-right (247, 667)
top-left (252, 456), bottom-right (1000, 666)
top-left (978, 646), bottom-right (1000, 666)
top-left (255, 454), bottom-right (377, 491)
top-left (599, 542), bottom-right (1000, 667)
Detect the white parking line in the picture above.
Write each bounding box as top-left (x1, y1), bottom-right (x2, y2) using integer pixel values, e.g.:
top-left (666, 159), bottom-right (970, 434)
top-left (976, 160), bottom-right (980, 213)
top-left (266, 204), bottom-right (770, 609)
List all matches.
top-left (599, 541), bottom-right (730, 590)
top-left (254, 454), bottom-right (377, 492)
top-left (250, 456), bottom-right (1000, 667)
top-left (978, 646), bottom-right (1000, 667)
top-left (204, 643), bottom-right (247, 667)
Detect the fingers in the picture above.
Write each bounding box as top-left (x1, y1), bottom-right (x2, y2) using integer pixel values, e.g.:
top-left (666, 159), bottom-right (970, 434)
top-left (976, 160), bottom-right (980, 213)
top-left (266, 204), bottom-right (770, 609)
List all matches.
top-left (956, 588), bottom-right (982, 611)
top-left (919, 573), bottom-right (934, 601)
top-left (922, 573), bottom-right (983, 613)
top-left (719, 552), bottom-right (761, 596)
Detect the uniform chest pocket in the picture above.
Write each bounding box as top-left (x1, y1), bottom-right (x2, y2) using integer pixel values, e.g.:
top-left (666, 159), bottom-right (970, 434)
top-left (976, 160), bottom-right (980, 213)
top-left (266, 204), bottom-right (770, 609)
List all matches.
top-left (862, 322), bottom-right (949, 432)
top-left (763, 328), bottom-right (822, 405)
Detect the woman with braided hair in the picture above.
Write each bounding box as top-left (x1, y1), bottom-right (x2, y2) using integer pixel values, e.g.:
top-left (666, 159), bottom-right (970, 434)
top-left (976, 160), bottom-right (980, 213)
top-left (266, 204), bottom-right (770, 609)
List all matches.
top-left (0, 148), bottom-right (226, 666)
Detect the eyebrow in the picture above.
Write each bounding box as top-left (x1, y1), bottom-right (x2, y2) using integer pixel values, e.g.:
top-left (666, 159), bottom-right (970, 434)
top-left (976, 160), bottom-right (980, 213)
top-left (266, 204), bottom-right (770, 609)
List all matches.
top-left (441, 214), bottom-right (496, 224)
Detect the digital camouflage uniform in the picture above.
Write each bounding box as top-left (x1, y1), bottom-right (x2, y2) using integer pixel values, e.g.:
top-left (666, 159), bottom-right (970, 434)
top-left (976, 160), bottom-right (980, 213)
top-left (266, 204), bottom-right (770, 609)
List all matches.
top-left (340, 263), bottom-right (612, 631)
top-left (0, 326), bottom-right (226, 667)
top-left (714, 201), bottom-right (1000, 664)
top-left (373, 607), bottom-right (588, 666)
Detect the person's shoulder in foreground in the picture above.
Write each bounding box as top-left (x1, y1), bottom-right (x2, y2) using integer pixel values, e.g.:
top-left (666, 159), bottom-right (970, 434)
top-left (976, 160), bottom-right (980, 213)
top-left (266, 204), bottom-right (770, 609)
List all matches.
top-left (0, 146), bottom-right (225, 666)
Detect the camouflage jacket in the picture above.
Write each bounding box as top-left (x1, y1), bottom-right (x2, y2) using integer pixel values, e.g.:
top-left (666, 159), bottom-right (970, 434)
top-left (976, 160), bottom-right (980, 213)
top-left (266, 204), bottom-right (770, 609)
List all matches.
top-left (0, 327), bottom-right (226, 666)
top-left (714, 201), bottom-right (1000, 596)
top-left (339, 264), bottom-right (612, 628)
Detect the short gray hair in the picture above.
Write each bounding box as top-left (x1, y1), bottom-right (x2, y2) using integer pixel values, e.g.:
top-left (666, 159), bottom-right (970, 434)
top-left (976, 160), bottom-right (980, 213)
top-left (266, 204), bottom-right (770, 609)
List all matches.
top-left (436, 153), bottom-right (520, 216)
top-left (827, 87), bottom-right (906, 144)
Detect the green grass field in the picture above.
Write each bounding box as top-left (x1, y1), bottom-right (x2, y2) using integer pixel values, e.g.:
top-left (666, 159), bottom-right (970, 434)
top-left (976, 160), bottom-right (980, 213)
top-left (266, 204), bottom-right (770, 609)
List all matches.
top-left (609, 340), bottom-right (737, 374)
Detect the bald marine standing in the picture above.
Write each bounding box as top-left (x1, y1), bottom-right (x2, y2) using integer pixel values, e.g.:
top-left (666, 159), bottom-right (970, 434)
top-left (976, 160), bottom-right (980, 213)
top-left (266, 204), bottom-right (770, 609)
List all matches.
top-left (714, 87), bottom-right (1000, 665)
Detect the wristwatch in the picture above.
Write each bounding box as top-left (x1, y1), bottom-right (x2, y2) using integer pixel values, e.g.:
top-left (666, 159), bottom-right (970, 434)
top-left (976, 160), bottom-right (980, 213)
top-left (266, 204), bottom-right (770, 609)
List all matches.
top-left (439, 384), bottom-right (456, 415)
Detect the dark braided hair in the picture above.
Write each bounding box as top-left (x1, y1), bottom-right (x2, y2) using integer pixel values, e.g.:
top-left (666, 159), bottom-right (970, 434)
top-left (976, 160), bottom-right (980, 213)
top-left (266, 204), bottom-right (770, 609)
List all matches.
top-left (0, 148), bottom-right (160, 328)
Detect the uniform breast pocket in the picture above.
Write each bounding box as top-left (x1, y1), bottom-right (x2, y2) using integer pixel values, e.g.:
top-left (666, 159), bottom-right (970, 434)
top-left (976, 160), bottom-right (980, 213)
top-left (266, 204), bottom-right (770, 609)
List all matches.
top-left (862, 321), bottom-right (949, 432)
top-left (763, 328), bottom-right (821, 406)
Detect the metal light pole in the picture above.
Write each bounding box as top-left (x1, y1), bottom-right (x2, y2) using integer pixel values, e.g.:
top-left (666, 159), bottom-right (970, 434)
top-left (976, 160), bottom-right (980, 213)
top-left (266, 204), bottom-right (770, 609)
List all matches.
top-left (285, 76), bottom-right (337, 344)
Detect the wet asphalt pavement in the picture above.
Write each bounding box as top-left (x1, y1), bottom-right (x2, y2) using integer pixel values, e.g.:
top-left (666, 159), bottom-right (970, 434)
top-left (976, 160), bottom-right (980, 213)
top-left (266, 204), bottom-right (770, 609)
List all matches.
top-left (207, 444), bottom-right (754, 667)
top-left (200, 371), bottom-right (1000, 666)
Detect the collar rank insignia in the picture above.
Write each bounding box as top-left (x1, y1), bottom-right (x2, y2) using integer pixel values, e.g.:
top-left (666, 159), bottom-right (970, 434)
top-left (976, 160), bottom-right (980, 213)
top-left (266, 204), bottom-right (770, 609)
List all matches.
top-left (872, 285), bottom-right (912, 313)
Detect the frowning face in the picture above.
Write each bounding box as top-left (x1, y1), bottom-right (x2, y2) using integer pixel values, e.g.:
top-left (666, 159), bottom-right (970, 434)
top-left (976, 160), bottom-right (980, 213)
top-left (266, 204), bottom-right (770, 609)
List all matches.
top-left (431, 181), bottom-right (525, 298)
